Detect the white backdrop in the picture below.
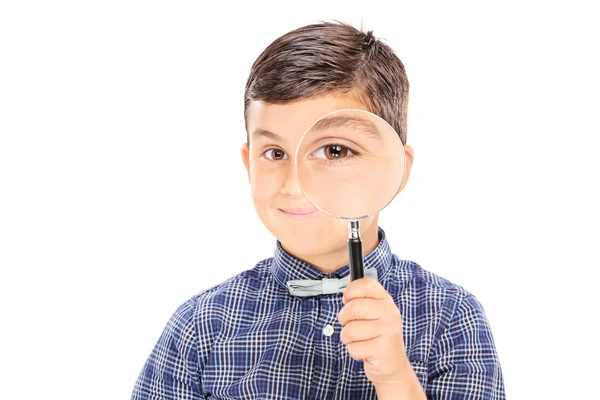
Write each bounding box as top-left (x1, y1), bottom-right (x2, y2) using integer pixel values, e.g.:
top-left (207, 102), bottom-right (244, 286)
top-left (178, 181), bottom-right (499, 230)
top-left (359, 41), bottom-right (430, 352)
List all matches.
top-left (1, 1), bottom-right (598, 399)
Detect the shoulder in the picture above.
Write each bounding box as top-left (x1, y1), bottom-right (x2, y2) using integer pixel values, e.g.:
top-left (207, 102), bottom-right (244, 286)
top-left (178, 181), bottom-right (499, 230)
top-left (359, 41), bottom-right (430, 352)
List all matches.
top-left (389, 257), bottom-right (486, 333)
top-left (174, 257), bottom-right (277, 324)
top-left (390, 257), bottom-right (473, 302)
top-left (388, 258), bottom-right (496, 361)
top-left (189, 256), bottom-right (274, 303)
top-left (159, 258), bottom-right (276, 351)
top-left (403, 263), bottom-right (490, 330)
top-left (406, 260), bottom-right (489, 318)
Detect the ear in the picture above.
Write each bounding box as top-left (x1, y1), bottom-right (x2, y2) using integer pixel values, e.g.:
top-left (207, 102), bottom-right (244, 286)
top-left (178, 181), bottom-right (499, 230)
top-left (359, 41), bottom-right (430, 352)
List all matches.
top-left (241, 143), bottom-right (251, 182)
top-left (398, 144), bottom-right (414, 193)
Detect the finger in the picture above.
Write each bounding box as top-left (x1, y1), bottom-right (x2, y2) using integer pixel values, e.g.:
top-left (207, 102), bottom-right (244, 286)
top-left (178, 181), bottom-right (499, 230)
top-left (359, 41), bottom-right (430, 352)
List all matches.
top-left (340, 319), bottom-right (383, 345)
top-left (338, 298), bottom-right (384, 326)
top-left (343, 277), bottom-right (388, 304)
top-left (346, 337), bottom-right (382, 361)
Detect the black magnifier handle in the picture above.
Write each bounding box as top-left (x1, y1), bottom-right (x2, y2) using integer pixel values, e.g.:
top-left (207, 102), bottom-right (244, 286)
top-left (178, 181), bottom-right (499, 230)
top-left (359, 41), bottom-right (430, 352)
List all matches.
top-left (348, 221), bottom-right (365, 281)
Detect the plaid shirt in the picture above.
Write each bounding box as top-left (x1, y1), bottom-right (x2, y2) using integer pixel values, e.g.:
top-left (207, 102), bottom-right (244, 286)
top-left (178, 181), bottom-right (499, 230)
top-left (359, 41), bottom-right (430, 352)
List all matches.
top-left (132, 228), bottom-right (505, 399)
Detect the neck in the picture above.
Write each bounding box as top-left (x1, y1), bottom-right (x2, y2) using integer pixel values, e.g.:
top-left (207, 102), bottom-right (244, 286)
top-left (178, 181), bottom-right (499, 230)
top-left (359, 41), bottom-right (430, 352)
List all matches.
top-left (295, 218), bottom-right (380, 274)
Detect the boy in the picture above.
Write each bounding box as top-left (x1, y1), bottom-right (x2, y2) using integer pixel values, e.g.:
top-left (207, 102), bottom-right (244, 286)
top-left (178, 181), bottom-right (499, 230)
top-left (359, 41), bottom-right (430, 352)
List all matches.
top-left (132, 21), bottom-right (505, 399)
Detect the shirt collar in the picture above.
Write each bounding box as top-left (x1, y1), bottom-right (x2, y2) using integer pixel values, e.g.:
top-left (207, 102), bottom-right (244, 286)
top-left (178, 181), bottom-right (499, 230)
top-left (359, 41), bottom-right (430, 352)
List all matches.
top-left (271, 227), bottom-right (393, 289)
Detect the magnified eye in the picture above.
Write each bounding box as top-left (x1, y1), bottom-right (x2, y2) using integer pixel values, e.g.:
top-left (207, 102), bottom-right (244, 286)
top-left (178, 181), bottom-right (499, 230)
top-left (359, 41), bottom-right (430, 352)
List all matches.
top-left (264, 148), bottom-right (288, 161)
top-left (312, 144), bottom-right (355, 160)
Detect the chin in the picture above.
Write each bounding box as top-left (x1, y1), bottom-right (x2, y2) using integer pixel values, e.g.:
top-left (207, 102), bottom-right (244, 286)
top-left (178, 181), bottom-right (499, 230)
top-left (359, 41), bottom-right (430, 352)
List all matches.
top-left (281, 231), bottom-right (345, 259)
top-left (264, 211), bottom-right (349, 258)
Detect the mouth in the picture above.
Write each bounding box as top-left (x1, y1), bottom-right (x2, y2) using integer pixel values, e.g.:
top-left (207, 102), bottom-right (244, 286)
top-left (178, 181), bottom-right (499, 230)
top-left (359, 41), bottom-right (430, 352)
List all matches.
top-left (279, 206), bottom-right (322, 220)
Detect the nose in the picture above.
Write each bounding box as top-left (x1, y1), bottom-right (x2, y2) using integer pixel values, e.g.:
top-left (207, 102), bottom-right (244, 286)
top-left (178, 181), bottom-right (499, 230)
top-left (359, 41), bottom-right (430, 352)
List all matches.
top-left (280, 160), bottom-right (303, 197)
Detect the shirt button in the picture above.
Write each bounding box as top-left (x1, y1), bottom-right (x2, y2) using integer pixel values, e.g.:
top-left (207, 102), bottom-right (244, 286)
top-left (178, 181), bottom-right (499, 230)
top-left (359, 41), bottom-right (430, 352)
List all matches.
top-left (323, 324), bottom-right (334, 337)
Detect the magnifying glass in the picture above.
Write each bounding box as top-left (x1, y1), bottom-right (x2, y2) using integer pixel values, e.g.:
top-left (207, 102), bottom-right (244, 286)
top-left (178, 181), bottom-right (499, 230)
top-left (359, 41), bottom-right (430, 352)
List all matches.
top-left (294, 109), bottom-right (406, 281)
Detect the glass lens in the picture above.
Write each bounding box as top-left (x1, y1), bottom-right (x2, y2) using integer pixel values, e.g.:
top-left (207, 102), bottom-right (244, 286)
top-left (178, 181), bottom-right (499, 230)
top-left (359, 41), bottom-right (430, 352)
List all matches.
top-left (295, 109), bottom-right (406, 220)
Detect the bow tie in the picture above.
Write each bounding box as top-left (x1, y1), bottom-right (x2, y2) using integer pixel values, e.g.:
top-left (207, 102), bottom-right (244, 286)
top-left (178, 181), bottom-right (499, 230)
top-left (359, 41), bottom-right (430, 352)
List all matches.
top-left (286, 268), bottom-right (379, 298)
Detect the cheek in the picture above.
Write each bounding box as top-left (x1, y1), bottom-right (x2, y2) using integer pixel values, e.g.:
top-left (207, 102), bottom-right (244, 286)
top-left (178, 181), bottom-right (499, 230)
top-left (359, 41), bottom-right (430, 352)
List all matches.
top-left (249, 161), bottom-right (282, 202)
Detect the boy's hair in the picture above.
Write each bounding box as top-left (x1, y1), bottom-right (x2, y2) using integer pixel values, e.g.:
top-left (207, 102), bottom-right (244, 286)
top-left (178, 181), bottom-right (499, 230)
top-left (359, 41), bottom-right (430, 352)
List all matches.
top-left (244, 20), bottom-right (410, 144)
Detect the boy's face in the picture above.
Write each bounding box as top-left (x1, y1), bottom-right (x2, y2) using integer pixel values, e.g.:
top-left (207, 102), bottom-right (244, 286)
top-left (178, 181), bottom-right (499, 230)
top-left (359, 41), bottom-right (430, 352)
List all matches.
top-left (242, 93), bottom-right (410, 267)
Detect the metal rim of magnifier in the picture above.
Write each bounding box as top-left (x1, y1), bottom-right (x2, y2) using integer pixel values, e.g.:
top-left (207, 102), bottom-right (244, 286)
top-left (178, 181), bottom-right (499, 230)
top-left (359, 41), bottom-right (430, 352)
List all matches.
top-left (293, 108), bottom-right (407, 222)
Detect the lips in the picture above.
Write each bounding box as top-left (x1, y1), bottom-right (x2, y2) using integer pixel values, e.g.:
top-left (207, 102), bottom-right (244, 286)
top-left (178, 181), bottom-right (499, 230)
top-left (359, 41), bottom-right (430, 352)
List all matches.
top-left (281, 206), bottom-right (319, 215)
top-left (279, 206), bottom-right (322, 220)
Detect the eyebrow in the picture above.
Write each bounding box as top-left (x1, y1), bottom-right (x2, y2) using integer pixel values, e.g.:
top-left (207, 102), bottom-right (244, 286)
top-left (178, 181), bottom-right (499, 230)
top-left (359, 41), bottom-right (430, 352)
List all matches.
top-left (251, 116), bottom-right (381, 143)
top-left (311, 115), bottom-right (381, 140)
top-left (252, 128), bottom-right (283, 142)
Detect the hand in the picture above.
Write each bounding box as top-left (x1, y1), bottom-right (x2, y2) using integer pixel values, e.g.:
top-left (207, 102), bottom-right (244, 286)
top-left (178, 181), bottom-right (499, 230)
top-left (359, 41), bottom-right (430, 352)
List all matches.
top-left (338, 276), bottom-right (411, 388)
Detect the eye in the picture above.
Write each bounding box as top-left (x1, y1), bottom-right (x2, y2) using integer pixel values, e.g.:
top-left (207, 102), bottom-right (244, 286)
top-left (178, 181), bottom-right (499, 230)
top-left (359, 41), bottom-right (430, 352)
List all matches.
top-left (263, 148), bottom-right (288, 161)
top-left (310, 144), bottom-right (356, 161)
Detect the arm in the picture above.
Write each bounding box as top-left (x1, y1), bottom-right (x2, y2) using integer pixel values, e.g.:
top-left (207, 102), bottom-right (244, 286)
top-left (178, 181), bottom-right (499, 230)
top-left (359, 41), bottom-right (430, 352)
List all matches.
top-left (131, 299), bottom-right (204, 400)
top-left (373, 361), bottom-right (427, 400)
top-left (339, 277), bottom-right (428, 399)
top-left (426, 295), bottom-right (505, 399)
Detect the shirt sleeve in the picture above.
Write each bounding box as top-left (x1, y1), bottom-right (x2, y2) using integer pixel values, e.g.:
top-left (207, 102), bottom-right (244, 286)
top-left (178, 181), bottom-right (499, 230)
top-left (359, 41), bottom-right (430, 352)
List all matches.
top-left (131, 298), bottom-right (204, 400)
top-left (426, 294), bottom-right (506, 399)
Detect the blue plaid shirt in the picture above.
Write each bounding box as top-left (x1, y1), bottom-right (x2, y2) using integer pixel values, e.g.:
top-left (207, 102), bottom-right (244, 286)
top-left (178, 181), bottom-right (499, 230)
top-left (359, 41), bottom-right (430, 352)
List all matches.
top-left (132, 228), bottom-right (505, 399)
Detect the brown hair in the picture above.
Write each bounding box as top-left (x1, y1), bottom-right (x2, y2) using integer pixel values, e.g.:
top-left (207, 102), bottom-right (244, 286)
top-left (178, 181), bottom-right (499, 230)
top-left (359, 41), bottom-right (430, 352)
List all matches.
top-left (244, 20), bottom-right (410, 144)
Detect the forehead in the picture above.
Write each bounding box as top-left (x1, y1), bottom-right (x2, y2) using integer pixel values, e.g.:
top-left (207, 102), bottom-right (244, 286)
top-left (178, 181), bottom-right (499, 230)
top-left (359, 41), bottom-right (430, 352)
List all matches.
top-left (246, 94), bottom-right (370, 146)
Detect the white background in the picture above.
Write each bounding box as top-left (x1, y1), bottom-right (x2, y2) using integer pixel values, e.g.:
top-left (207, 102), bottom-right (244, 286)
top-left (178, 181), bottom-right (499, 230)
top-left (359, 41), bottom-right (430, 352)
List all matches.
top-left (1, 1), bottom-right (598, 399)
